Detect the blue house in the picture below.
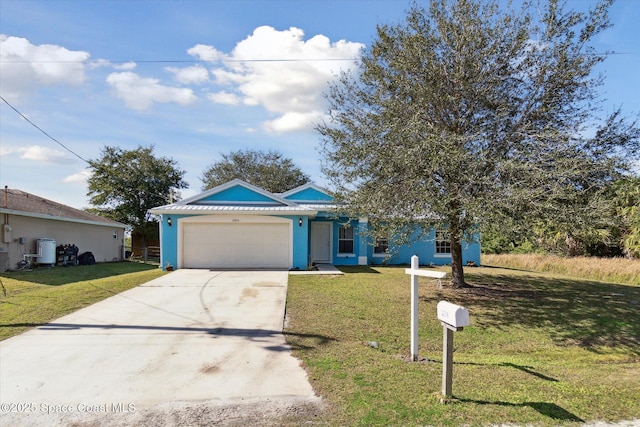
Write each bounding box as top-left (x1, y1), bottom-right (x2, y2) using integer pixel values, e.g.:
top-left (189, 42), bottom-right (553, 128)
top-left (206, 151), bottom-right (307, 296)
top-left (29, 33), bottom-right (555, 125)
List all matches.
top-left (149, 179), bottom-right (481, 270)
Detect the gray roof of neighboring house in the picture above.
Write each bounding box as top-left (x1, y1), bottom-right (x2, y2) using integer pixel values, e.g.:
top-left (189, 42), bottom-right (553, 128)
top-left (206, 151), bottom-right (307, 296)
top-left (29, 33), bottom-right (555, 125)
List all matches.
top-left (0, 188), bottom-right (126, 228)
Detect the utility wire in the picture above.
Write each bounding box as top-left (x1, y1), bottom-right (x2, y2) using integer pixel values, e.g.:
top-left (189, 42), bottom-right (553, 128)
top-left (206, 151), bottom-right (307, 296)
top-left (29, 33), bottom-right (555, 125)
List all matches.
top-left (1, 95), bottom-right (180, 202)
top-left (0, 57), bottom-right (360, 64)
top-left (0, 95), bottom-right (90, 164)
top-left (0, 51), bottom-right (635, 65)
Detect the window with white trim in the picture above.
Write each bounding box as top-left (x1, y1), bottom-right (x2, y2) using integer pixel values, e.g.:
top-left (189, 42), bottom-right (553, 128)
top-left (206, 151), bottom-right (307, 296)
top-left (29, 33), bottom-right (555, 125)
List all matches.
top-left (373, 238), bottom-right (389, 255)
top-left (435, 230), bottom-right (451, 255)
top-left (338, 225), bottom-right (354, 254)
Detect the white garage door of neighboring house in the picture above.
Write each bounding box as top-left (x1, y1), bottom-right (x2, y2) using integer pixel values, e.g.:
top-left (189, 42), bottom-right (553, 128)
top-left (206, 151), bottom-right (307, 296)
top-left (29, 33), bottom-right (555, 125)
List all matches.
top-left (181, 218), bottom-right (291, 269)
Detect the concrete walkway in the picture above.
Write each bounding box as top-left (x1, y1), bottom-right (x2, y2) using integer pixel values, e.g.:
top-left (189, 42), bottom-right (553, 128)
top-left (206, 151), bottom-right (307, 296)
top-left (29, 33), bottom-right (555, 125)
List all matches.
top-left (0, 270), bottom-right (317, 425)
top-left (289, 264), bottom-right (343, 275)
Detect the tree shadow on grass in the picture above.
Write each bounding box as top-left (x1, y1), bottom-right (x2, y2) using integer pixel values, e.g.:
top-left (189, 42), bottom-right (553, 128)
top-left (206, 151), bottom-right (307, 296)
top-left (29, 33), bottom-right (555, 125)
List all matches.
top-left (457, 398), bottom-right (584, 422)
top-left (337, 266), bottom-right (381, 274)
top-left (0, 321), bottom-right (336, 351)
top-left (435, 269), bottom-right (640, 355)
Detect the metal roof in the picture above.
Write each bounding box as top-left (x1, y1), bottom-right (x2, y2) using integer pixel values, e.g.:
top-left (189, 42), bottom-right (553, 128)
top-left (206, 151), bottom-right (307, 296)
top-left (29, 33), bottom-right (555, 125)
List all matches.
top-left (148, 204), bottom-right (319, 216)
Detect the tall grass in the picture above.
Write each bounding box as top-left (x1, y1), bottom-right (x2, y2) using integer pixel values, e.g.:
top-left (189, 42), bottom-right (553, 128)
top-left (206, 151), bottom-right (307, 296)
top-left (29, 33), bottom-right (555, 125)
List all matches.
top-left (482, 253), bottom-right (640, 286)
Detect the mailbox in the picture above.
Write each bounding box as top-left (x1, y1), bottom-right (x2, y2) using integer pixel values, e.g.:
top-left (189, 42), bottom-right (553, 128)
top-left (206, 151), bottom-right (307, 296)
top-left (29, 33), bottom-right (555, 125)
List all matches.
top-left (437, 301), bottom-right (470, 329)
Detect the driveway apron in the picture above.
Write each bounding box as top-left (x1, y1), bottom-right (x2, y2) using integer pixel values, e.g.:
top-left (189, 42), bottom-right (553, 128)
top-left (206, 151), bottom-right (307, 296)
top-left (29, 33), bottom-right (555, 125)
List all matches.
top-left (0, 270), bottom-right (315, 414)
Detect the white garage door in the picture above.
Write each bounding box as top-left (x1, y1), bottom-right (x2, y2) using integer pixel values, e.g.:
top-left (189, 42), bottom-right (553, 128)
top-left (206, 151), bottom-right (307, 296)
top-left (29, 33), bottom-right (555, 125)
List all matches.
top-left (182, 221), bottom-right (291, 269)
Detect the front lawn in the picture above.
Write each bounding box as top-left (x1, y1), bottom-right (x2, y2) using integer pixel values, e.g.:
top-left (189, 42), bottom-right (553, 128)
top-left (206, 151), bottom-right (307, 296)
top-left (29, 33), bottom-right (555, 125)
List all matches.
top-left (285, 265), bottom-right (640, 426)
top-left (0, 262), bottom-right (166, 340)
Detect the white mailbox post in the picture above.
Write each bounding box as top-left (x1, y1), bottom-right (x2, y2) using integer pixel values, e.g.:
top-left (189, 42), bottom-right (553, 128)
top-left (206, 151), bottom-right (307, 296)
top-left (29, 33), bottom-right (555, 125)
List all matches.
top-left (404, 255), bottom-right (446, 361)
top-left (437, 301), bottom-right (470, 398)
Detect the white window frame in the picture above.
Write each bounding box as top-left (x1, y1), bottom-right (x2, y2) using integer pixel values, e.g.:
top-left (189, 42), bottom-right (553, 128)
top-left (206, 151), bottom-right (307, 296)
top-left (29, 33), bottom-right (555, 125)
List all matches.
top-left (338, 225), bottom-right (355, 255)
top-left (373, 237), bottom-right (389, 257)
top-left (435, 230), bottom-right (452, 257)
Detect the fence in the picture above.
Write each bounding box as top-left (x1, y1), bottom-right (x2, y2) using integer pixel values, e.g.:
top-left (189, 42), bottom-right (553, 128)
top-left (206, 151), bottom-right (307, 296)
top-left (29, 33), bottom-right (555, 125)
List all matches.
top-left (126, 245), bottom-right (161, 263)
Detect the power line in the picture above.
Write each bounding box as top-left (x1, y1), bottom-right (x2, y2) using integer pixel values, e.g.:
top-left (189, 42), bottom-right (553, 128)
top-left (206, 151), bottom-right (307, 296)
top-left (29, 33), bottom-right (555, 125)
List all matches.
top-left (0, 57), bottom-right (360, 64)
top-left (1, 96), bottom-right (183, 202)
top-left (0, 51), bottom-right (635, 66)
top-left (0, 95), bottom-right (90, 164)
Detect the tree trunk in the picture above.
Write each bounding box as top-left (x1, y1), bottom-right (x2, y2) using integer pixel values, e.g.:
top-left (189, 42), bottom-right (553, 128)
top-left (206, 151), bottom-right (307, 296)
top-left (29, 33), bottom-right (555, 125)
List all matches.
top-left (450, 237), bottom-right (468, 289)
top-left (447, 203), bottom-right (468, 289)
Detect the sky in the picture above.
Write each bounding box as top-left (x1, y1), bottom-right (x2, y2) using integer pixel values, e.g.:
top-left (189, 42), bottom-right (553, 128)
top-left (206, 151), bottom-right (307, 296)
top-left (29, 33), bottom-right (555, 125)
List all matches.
top-left (1, 0), bottom-right (639, 210)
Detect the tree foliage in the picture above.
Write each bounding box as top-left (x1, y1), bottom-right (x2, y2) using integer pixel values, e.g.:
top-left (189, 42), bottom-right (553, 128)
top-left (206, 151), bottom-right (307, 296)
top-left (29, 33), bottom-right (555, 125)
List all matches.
top-left (614, 176), bottom-right (640, 258)
top-left (87, 145), bottom-right (188, 235)
top-left (201, 149), bottom-right (310, 193)
top-left (318, 0), bottom-right (639, 287)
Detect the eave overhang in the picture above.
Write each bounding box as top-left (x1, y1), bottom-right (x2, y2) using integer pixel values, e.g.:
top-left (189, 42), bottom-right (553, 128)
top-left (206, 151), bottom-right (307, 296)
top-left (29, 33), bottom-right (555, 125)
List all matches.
top-left (148, 204), bottom-right (319, 218)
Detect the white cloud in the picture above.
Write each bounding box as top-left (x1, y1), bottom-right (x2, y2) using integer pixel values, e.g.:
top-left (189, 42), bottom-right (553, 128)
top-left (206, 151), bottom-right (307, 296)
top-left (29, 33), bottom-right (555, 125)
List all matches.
top-left (166, 65), bottom-right (209, 84)
top-left (62, 169), bottom-right (91, 184)
top-left (114, 61), bottom-right (137, 71)
top-left (0, 145), bottom-right (19, 156)
top-left (207, 91), bottom-right (241, 105)
top-left (88, 59), bottom-right (111, 69)
top-left (89, 59), bottom-right (136, 71)
top-left (189, 26), bottom-right (363, 133)
top-left (0, 34), bottom-right (90, 98)
top-left (106, 71), bottom-right (197, 111)
top-left (18, 145), bottom-right (75, 164)
top-left (264, 111), bottom-right (326, 133)
top-left (187, 44), bottom-right (227, 62)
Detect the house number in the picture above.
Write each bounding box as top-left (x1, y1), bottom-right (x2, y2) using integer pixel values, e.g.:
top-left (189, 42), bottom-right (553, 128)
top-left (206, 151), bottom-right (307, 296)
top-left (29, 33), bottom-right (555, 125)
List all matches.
top-left (232, 218), bottom-right (240, 222)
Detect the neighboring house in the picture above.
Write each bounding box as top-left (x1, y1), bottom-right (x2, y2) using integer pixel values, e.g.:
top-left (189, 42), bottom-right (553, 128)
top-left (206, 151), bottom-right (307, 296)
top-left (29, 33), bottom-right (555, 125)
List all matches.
top-left (149, 179), bottom-right (481, 270)
top-left (0, 188), bottom-right (126, 272)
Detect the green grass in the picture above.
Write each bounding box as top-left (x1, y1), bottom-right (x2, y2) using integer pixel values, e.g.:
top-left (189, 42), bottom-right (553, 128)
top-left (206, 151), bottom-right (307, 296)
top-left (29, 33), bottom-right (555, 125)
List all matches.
top-left (285, 265), bottom-right (640, 426)
top-left (0, 262), bottom-right (166, 340)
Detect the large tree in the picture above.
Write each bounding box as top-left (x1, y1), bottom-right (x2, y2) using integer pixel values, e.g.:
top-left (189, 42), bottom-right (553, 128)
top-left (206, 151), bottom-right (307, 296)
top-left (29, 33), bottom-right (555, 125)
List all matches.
top-left (88, 145), bottom-right (188, 245)
top-left (201, 148), bottom-right (310, 193)
top-left (318, 0), bottom-right (639, 288)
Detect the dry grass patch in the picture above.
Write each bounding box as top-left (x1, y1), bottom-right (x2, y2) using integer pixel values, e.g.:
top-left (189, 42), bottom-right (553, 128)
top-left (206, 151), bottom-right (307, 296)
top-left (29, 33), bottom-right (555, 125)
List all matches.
top-left (483, 253), bottom-right (640, 286)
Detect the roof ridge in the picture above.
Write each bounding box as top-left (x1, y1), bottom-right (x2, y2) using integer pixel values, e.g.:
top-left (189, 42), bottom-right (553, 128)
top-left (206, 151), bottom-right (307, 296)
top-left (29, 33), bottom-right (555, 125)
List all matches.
top-left (0, 188), bottom-right (125, 226)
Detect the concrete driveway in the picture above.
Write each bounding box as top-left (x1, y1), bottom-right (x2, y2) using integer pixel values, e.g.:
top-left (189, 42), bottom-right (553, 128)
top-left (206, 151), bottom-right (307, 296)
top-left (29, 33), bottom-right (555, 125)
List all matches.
top-left (0, 270), bottom-right (317, 425)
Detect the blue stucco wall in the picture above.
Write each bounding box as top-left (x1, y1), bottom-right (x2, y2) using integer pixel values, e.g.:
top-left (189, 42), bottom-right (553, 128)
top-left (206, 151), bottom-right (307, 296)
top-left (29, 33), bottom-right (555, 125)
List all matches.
top-left (368, 228), bottom-right (481, 266)
top-left (330, 218), bottom-right (365, 266)
top-left (159, 213), bottom-right (481, 271)
top-left (201, 186), bottom-right (277, 203)
top-left (158, 214), bottom-right (181, 269)
top-left (284, 187), bottom-right (334, 202)
top-left (309, 218), bottom-right (481, 266)
top-left (159, 214), bottom-right (309, 270)
top-left (286, 215), bottom-right (309, 270)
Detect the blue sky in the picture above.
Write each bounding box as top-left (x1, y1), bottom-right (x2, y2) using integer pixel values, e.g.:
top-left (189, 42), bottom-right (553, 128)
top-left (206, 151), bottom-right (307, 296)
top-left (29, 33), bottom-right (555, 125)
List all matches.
top-left (1, 0), bottom-right (639, 209)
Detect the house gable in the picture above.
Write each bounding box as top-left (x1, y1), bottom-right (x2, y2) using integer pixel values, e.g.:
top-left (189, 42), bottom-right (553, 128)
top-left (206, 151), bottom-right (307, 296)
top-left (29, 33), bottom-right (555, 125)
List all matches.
top-left (281, 183), bottom-right (334, 203)
top-left (178, 179), bottom-right (294, 207)
top-left (199, 185), bottom-right (280, 205)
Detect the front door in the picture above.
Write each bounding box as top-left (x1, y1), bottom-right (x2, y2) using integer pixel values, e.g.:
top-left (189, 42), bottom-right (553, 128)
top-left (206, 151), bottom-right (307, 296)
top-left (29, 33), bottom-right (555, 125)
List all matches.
top-left (310, 222), bottom-right (332, 263)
